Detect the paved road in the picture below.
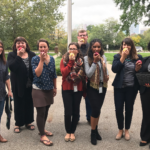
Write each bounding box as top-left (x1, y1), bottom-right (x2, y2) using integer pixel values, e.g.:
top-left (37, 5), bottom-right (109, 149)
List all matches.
top-left (0, 64), bottom-right (149, 150)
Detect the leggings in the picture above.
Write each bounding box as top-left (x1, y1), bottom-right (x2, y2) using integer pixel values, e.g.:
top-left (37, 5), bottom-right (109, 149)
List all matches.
top-left (36, 105), bottom-right (50, 136)
top-left (87, 85), bottom-right (106, 118)
top-left (62, 90), bottom-right (82, 134)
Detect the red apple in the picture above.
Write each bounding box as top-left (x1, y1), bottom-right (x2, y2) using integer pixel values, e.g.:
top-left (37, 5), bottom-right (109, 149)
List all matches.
top-left (95, 52), bottom-right (99, 56)
top-left (18, 47), bottom-right (22, 51)
top-left (137, 60), bottom-right (142, 64)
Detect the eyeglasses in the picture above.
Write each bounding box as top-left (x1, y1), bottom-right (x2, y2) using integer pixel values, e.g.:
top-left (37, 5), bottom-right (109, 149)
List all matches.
top-left (78, 35), bottom-right (87, 37)
top-left (69, 48), bottom-right (78, 51)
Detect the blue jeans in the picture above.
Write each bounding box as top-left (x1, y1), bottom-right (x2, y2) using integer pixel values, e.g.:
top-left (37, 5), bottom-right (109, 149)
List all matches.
top-left (0, 99), bottom-right (5, 123)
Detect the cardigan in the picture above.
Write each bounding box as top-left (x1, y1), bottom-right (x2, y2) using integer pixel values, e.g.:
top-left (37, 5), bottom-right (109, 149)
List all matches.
top-left (112, 53), bottom-right (142, 90)
top-left (60, 59), bottom-right (83, 91)
top-left (0, 60), bottom-right (9, 101)
top-left (7, 51), bottom-right (36, 97)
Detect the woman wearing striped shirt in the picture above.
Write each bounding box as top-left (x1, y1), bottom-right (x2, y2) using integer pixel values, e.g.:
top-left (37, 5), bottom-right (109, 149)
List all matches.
top-left (112, 38), bottom-right (142, 141)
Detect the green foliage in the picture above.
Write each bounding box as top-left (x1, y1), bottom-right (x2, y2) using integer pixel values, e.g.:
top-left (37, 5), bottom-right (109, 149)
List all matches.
top-left (55, 56), bottom-right (62, 76)
top-left (58, 35), bottom-right (67, 56)
top-left (0, 0), bottom-right (65, 49)
top-left (113, 0), bottom-right (150, 34)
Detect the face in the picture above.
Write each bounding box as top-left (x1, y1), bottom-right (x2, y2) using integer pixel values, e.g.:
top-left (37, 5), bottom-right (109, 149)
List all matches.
top-left (16, 41), bottom-right (27, 50)
top-left (68, 45), bottom-right (79, 57)
top-left (122, 42), bottom-right (131, 52)
top-left (77, 32), bottom-right (88, 43)
top-left (0, 43), bottom-right (3, 55)
top-left (91, 42), bottom-right (101, 54)
top-left (39, 42), bottom-right (49, 53)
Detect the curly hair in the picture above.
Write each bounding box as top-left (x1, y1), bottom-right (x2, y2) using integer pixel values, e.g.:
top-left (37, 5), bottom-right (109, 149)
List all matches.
top-left (119, 38), bottom-right (138, 60)
top-left (148, 41), bottom-right (150, 51)
top-left (88, 39), bottom-right (104, 60)
top-left (64, 42), bottom-right (83, 64)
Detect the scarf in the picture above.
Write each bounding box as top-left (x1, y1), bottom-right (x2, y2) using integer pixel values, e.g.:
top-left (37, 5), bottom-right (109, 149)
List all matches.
top-left (63, 52), bottom-right (85, 85)
top-left (88, 56), bottom-right (108, 90)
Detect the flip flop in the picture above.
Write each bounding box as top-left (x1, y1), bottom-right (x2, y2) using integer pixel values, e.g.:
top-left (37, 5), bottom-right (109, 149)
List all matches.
top-left (25, 124), bottom-right (35, 130)
top-left (14, 127), bottom-right (21, 133)
top-left (40, 136), bottom-right (53, 146)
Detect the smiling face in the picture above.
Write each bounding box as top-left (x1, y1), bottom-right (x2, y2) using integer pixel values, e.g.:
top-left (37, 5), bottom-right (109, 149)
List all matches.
top-left (91, 42), bottom-right (101, 54)
top-left (0, 43), bottom-right (3, 55)
top-left (68, 44), bottom-right (79, 57)
top-left (16, 41), bottom-right (27, 51)
top-left (122, 42), bottom-right (131, 52)
top-left (39, 42), bottom-right (49, 53)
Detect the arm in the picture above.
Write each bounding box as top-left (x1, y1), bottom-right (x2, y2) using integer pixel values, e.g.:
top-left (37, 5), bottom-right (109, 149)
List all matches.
top-left (35, 60), bottom-right (44, 77)
top-left (60, 58), bottom-right (74, 78)
top-left (112, 54), bottom-right (124, 73)
top-left (7, 52), bottom-right (23, 72)
top-left (84, 56), bottom-right (97, 78)
top-left (103, 55), bottom-right (109, 76)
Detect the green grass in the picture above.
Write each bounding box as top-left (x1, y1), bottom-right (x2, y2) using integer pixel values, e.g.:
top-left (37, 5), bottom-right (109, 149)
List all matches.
top-left (55, 56), bottom-right (62, 76)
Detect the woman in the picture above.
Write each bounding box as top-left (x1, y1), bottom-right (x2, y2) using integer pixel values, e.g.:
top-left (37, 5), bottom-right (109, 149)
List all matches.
top-left (84, 39), bottom-right (109, 145)
top-left (0, 41), bottom-right (13, 142)
top-left (60, 42), bottom-right (86, 142)
top-left (7, 37), bottom-right (36, 133)
top-left (31, 39), bottom-right (57, 146)
top-left (139, 41), bottom-right (150, 147)
top-left (112, 38), bottom-right (142, 141)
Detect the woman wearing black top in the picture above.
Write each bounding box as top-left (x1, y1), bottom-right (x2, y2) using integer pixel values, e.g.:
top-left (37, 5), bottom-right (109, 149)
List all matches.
top-left (7, 37), bottom-right (36, 133)
top-left (139, 41), bottom-right (150, 147)
top-left (112, 38), bottom-right (142, 141)
top-left (0, 40), bottom-right (13, 142)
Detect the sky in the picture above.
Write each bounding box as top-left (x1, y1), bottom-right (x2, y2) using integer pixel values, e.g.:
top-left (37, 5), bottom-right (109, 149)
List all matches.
top-left (59, 0), bottom-right (150, 31)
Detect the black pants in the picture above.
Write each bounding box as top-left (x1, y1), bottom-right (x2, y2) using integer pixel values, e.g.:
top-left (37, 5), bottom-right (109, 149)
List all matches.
top-left (36, 105), bottom-right (50, 136)
top-left (62, 90), bottom-right (82, 134)
top-left (114, 87), bottom-right (138, 130)
top-left (87, 85), bottom-right (106, 118)
top-left (140, 88), bottom-right (150, 142)
top-left (14, 87), bottom-right (34, 126)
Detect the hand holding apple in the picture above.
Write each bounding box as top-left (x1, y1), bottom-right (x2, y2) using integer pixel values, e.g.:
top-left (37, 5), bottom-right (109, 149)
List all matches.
top-left (136, 60), bottom-right (142, 65)
top-left (40, 51), bottom-right (46, 62)
top-left (93, 53), bottom-right (100, 63)
top-left (135, 60), bottom-right (142, 72)
top-left (69, 52), bottom-right (75, 60)
top-left (17, 47), bottom-right (25, 57)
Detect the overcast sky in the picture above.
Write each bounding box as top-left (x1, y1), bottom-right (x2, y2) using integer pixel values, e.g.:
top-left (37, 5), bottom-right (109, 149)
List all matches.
top-left (60, 0), bottom-right (149, 31)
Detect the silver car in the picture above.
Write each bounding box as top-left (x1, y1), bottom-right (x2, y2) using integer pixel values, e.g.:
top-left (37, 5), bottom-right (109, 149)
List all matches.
top-left (135, 46), bottom-right (143, 52)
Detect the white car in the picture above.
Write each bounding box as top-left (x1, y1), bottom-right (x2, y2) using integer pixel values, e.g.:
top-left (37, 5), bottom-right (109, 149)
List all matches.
top-left (135, 46), bottom-right (143, 52)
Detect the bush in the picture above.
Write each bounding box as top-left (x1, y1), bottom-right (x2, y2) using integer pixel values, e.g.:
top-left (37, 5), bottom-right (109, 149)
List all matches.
top-left (58, 43), bottom-right (67, 56)
top-left (56, 68), bottom-right (61, 76)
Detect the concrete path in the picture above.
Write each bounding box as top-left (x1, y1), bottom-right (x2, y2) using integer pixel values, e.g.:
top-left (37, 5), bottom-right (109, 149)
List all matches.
top-left (0, 63), bottom-right (148, 150)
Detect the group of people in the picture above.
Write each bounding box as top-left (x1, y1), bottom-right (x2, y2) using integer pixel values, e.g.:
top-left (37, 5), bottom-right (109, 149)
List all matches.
top-left (0, 30), bottom-right (150, 148)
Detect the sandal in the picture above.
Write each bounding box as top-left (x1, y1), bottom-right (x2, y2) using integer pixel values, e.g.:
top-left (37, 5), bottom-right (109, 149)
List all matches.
top-left (25, 124), bottom-right (35, 130)
top-left (40, 136), bottom-right (53, 146)
top-left (14, 127), bottom-right (21, 133)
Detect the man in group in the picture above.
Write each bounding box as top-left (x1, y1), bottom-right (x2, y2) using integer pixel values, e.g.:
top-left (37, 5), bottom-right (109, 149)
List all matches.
top-left (77, 29), bottom-right (91, 124)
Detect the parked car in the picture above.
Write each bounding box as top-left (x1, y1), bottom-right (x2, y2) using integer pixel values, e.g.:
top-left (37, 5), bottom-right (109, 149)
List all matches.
top-left (135, 46), bottom-right (143, 52)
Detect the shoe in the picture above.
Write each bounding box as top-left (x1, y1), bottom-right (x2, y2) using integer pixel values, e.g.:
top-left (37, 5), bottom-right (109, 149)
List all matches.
top-left (95, 126), bottom-right (102, 140)
top-left (14, 127), bottom-right (21, 133)
top-left (40, 136), bottom-right (53, 146)
top-left (91, 129), bottom-right (97, 145)
top-left (124, 133), bottom-right (130, 141)
top-left (0, 135), bottom-right (7, 143)
top-left (139, 141), bottom-right (148, 146)
top-left (70, 134), bottom-right (75, 142)
top-left (25, 124), bottom-right (35, 130)
top-left (64, 134), bottom-right (70, 142)
top-left (116, 131), bottom-right (123, 140)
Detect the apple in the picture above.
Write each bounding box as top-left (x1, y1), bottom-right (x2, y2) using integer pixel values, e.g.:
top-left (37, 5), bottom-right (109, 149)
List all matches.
top-left (18, 47), bottom-right (22, 51)
top-left (137, 60), bottom-right (142, 64)
top-left (123, 48), bottom-right (128, 52)
top-left (94, 52), bottom-right (99, 56)
top-left (80, 39), bottom-right (85, 42)
top-left (69, 52), bottom-right (74, 57)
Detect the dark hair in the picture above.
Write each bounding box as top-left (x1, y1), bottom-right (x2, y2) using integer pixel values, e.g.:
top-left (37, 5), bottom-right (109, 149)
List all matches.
top-left (78, 30), bottom-right (88, 36)
top-left (37, 39), bottom-right (49, 49)
top-left (64, 42), bottom-right (83, 64)
top-left (119, 38), bottom-right (138, 60)
top-left (12, 37), bottom-right (30, 52)
top-left (148, 41), bottom-right (150, 51)
top-left (88, 39), bottom-right (104, 60)
top-left (0, 40), bottom-right (6, 64)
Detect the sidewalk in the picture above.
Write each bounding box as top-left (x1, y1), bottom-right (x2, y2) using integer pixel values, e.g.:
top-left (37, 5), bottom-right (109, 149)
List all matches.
top-left (0, 64), bottom-right (148, 150)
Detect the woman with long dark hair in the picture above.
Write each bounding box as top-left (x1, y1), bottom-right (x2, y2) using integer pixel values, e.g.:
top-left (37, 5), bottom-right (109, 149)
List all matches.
top-left (139, 41), bottom-right (150, 147)
top-left (0, 41), bottom-right (13, 142)
top-left (60, 42), bottom-right (86, 142)
top-left (7, 37), bottom-right (36, 133)
top-left (84, 39), bottom-right (109, 145)
top-left (112, 38), bottom-right (142, 141)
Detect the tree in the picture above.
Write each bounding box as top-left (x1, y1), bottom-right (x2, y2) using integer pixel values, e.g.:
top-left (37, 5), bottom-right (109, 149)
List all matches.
top-left (131, 35), bottom-right (141, 46)
top-left (0, 0), bottom-right (65, 49)
top-left (114, 0), bottom-right (150, 34)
